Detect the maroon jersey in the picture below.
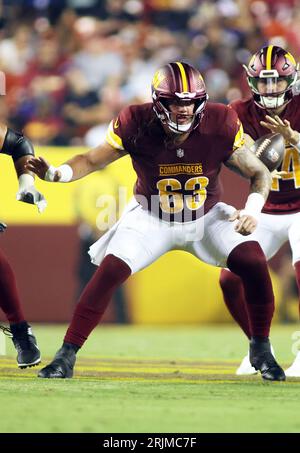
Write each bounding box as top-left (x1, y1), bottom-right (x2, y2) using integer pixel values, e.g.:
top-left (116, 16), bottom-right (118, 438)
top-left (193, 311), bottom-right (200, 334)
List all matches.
top-left (105, 102), bottom-right (244, 222)
top-left (230, 95), bottom-right (300, 214)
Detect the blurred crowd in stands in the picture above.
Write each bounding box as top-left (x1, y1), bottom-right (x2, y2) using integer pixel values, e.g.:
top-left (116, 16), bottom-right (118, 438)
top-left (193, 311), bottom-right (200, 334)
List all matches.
top-left (0, 0), bottom-right (299, 147)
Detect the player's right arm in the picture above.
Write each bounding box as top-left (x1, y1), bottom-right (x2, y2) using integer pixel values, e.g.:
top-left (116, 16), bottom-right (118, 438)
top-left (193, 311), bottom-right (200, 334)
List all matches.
top-left (27, 108), bottom-right (132, 182)
top-left (26, 141), bottom-right (128, 182)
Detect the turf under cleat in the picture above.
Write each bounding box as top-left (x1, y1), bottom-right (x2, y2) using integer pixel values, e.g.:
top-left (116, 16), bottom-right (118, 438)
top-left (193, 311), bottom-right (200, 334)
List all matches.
top-left (285, 351), bottom-right (300, 377)
top-left (38, 343), bottom-right (76, 378)
top-left (249, 337), bottom-right (285, 381)
top-left (9, 321), bottom-right (41, 369)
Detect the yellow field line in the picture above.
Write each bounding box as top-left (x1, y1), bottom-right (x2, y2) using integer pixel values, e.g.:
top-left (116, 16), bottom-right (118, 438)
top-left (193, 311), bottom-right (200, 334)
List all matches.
top-left (1, 357), bottom-right (300, 384)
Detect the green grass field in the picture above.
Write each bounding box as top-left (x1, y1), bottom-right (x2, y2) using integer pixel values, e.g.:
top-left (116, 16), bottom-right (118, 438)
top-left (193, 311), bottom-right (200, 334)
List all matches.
top-left (1, 324), bottom-right (300, 433)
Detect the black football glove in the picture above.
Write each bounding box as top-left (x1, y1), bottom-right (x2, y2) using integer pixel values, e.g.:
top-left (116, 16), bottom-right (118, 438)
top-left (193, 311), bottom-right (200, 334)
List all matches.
top-left (16, 187), bottom-right (47, 213)
top-left (0, 222), bottom-right (7, 233)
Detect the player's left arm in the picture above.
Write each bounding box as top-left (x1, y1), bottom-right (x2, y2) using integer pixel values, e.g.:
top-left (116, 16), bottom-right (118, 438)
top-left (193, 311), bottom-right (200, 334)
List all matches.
top-left (225, 145), bottom-right (272, 199)
top-left (0, 125), bottom-right (47, 212)
top-left (225, 145), bottom-right (272, 235)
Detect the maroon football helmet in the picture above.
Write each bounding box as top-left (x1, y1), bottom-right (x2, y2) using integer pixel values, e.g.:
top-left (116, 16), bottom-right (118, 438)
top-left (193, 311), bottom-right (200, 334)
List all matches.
top-left (151, 62), bottom-right (208, 134)
top-left (244, 46), bottom-right (299, 110)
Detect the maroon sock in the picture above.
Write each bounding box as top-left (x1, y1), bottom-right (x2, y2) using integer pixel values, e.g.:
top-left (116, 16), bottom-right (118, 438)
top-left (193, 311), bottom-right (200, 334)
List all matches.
top-left (219, 268), bottom-right (251, 339)
top-left (0, 249), bottom-right (25, 323)
top-left (227, 241), bottom-right (274, 338)
top-left (64, 254), bottom-right (131, 347)
top-left (294, 261), bottom-right (300, 318)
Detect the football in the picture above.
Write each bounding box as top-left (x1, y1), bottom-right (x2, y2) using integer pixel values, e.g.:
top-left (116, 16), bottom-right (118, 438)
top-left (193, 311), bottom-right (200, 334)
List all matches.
top-left (250, 133), bottom-right (285, 172)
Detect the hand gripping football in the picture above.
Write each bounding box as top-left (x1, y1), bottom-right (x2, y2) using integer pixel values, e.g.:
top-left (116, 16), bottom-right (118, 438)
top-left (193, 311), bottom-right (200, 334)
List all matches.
top-left (250, 133), bottom-right (285, 172)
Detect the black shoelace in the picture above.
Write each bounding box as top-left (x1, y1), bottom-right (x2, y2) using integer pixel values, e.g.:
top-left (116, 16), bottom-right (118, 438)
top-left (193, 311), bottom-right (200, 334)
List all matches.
top-left (0, 324), bottom-right (13, 338)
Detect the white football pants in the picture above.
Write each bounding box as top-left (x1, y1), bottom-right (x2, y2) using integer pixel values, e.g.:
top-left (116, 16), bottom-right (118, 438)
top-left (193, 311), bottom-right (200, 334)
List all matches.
top-left (88, 198), bottom-right (261, 274)
top-left (247, 210), bottom-right (300, 265)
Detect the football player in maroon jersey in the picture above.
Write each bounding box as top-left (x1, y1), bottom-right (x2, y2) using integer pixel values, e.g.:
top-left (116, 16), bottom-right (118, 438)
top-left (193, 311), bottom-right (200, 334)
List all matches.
top-left (0, 123), bottom-right (47, 368)
top-left (27, 61), bottom-right (284, 381)
top-left (219, 45), bottom-right (300, 376)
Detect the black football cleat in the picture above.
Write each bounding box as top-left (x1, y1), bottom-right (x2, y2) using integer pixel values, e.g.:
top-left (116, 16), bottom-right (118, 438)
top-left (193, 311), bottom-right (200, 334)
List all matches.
top-left (9, 321), bottom-right (41, 369)
top-left (38, 343), bottom-right (76, 378)
top-left (249, 337), bottom-right (286, 381)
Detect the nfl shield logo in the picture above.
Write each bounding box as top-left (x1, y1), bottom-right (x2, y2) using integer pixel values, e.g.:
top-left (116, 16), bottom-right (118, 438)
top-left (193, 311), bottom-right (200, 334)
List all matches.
top-left (269, 148), bottom-right (279, 162)
top-left (176, 148), bottom-right (184, 158)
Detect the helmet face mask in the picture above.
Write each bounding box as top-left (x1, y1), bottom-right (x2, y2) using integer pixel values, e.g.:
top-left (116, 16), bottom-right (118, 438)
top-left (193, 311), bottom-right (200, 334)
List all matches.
top-left (154, 95), bottom-right (207, 134)
top-left (151, 62), bottom-right (208, 134)
top-left (244, 46), bottom-right (299, 110)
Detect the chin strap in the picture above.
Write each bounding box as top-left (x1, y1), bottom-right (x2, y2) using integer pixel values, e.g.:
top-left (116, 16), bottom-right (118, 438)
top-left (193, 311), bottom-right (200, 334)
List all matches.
top-left (167, 119), bottom-right (194, 134)
top-left (260, 94), bottom-right (285, 109)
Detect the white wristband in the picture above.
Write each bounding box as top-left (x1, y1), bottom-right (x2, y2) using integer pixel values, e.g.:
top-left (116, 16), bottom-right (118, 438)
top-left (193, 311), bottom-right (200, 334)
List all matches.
top-left (240, 193), bottom-right (265, 220)
top-left (18, 173), bottom-right (35, 190)
top-left (291, 135), bottom-right (300, 152)
top-left (45, 164), bottom-right (73, 182)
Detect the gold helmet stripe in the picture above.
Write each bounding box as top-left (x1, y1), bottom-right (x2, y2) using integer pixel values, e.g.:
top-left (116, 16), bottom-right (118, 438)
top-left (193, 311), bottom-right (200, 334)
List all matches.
top-left (266, 45), bottom-right (274, 70)
top-left (175, 62), bottom-right (188, 92)
top-left (285, 52), bottom-right (296, 66)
